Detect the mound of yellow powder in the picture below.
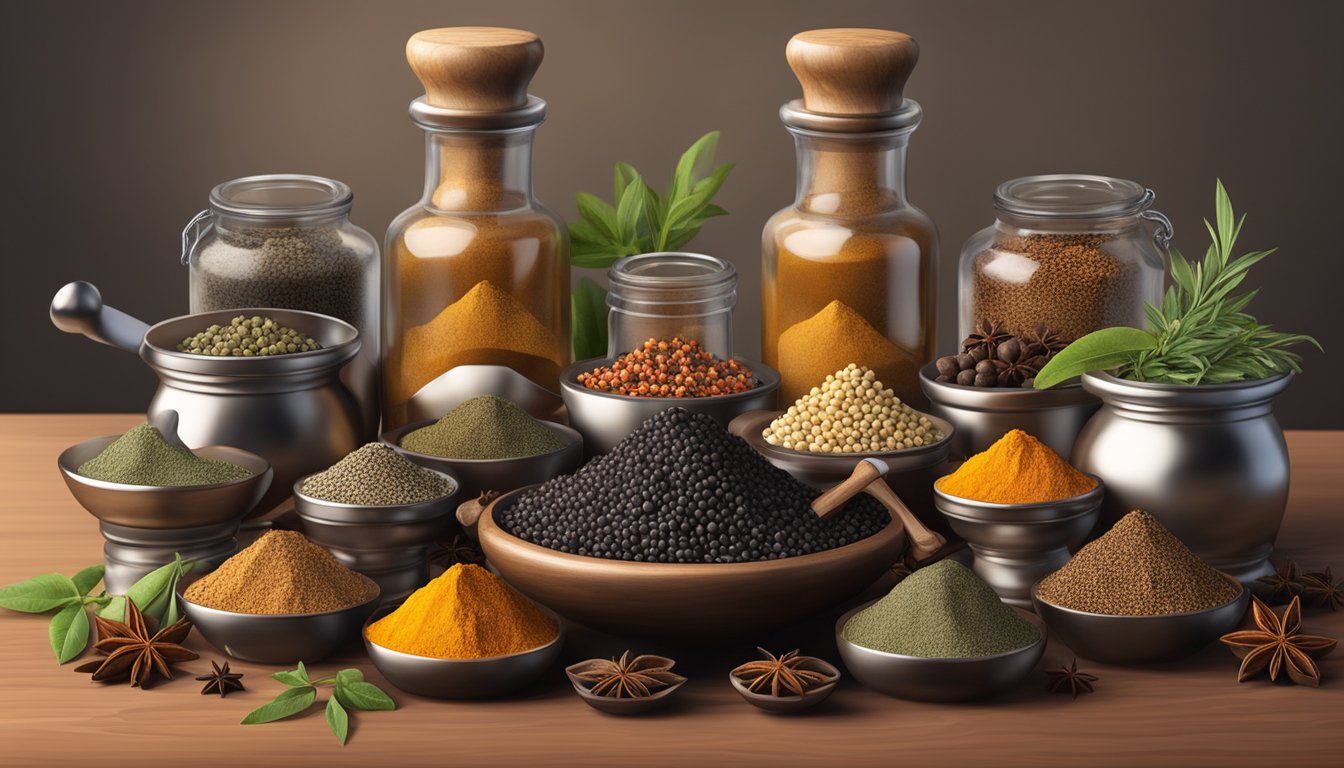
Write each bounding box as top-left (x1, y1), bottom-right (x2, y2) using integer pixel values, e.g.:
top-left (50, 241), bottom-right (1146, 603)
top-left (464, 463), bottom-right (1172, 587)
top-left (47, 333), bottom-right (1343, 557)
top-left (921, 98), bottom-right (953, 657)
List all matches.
top-left (936, 429), bottom-right (1096, 504)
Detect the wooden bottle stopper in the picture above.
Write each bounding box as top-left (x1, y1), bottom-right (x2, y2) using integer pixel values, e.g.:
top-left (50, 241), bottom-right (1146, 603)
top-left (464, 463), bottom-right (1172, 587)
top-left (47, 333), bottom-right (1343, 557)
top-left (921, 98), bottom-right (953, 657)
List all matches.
top-left (786, 28), bottom-right (919, 116)
top-left (406, 27), bottom-right (543, 112)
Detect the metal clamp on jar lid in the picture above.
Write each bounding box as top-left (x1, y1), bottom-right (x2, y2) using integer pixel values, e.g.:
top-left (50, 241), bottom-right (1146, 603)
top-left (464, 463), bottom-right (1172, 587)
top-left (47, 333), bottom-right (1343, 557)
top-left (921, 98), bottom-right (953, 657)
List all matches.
top-left (181, 174), bottom-right (355, 264)
top-left (606, 252), bottom-right (738, 359)
top-left (779, 28), bottom-right (923, 134)
top-left (405, 27), bottom-right (548, 131)
top-left (994, 174), bottom-right (1174, 247)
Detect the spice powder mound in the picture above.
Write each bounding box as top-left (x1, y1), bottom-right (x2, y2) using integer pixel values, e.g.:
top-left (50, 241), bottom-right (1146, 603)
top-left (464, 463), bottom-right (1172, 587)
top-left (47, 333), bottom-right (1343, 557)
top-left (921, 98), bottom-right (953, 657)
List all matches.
top-left (400, 395), bottom-right (564, 459)
top-left (183, 530), bottom-right (379, 615)
top-left (936, 428), bottom-right (1096, 504)
top-left (77, 422), bottom-right (253, 487)
top-left (776, 300), bottom-right (922, 405)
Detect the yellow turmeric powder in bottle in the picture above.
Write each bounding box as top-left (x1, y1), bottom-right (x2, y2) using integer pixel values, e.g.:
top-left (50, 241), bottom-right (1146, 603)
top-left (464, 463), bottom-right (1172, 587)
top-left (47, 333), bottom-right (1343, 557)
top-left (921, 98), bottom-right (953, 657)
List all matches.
top-left (936, 429), bottom-right (1096, 504)
top-left (365, 564), bottom-right (556, 659)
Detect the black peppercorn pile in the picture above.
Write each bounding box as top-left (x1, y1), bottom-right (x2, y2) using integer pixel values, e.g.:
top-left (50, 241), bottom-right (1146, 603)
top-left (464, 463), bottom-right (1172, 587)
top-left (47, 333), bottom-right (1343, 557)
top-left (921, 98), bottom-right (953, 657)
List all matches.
top-left (498, 408), bottom-right (890, 563)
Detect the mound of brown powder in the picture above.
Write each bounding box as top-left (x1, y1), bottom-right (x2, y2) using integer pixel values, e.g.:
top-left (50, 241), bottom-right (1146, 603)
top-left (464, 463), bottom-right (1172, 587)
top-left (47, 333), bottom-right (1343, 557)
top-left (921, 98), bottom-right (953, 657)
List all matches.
top-left (183, 530), bottom-right (378, 615)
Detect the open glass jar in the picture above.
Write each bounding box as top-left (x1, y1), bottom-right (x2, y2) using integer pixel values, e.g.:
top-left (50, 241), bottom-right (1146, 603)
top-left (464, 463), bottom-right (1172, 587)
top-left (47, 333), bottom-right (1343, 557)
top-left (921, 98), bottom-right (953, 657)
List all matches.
top-left (959, 175), bottom-right (1171, 342)
top-left (606, 252), bottom-right (736, 359)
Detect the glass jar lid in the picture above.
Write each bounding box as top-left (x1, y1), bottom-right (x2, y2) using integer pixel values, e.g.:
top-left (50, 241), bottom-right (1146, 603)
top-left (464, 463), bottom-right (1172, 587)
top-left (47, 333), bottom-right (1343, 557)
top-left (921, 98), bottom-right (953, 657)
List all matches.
top-left (608, 252), bottom-right (736, 299)
top-left (994, 175), bottom-right (1153, 219)
top-left (208, 174), bottom-right (353, 221)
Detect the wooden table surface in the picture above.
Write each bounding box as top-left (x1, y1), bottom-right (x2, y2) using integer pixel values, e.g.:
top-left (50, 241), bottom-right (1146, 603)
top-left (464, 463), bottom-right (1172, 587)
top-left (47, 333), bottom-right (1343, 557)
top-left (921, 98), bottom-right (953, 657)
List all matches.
top-left (1, 414), bottom-right (1341, 767)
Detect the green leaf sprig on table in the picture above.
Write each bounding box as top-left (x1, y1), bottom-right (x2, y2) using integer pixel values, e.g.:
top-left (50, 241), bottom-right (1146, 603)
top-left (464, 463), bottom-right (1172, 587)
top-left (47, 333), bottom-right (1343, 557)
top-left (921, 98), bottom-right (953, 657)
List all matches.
top-left (0, 554), bottom-right (197, 664)
top-left (242, 662), bottom-right (396, 746)
top-left (568, 131), bottom-right (735, 359)
top-left (1034, 181), bottom-right (1320, 389)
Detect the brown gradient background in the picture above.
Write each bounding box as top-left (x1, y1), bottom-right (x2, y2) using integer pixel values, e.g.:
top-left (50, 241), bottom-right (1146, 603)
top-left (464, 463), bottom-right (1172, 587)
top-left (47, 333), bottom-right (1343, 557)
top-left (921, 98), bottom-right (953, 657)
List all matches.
top-left (3, 0), bottom-right (1340, 427)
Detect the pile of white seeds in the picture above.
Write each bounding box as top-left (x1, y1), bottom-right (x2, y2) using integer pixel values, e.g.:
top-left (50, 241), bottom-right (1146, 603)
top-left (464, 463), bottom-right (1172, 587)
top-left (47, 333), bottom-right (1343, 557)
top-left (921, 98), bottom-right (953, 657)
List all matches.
top-left (762, 364), bottom-right (943, 454)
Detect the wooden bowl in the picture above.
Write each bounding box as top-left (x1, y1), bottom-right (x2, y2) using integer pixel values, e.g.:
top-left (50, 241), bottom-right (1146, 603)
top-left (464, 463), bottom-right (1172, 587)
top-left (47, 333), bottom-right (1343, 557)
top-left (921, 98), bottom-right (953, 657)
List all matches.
top-left (478, 488), bottom-right (906, 641)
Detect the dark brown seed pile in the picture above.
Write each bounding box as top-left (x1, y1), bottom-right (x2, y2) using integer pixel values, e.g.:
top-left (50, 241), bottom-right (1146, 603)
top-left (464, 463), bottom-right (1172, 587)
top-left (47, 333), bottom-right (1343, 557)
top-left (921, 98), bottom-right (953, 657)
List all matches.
top-left (499, 408), bottom-right (889, 563)
top-left (935, 320), bottom-right (1066, 388)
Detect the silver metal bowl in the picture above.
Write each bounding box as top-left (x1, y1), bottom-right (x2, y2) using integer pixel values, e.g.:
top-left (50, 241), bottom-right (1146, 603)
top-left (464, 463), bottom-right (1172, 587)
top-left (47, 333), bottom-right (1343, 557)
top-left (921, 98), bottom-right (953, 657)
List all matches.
top-left (179, 585), bottom-right (380, 665)
top-left (933, 478), bottom-right (1104, 607)
top-left (57, 436), bottom-right (273, 592)
top-left (919, 363), bottom-right (1100, 460)
top-left (382, 420), bottom-right (582, 501)
top-left (835, 601), bottom-right (1046, 701)
top-left (1030, 573), bottom-right (1250, 665)
top-left (560, 357), bottom-right (780, 454)
top-left (728, 657), bottom-right (840, 714)
top-left (363, 603), bottom-right (564, 699)
top-left (293, 471), bottom-right (459, 603)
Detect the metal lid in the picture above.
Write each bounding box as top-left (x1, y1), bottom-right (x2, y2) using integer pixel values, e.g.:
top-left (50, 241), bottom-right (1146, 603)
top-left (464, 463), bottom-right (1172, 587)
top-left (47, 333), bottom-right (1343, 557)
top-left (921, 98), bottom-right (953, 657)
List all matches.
top-left (608, 252), bottom-right (736, 290)
top-left (994, 175), bottom-right (1154, 219)
top-left (409, 95), bottom-right (548, 132)
top-left (208, 174), bottom-right (353, 220)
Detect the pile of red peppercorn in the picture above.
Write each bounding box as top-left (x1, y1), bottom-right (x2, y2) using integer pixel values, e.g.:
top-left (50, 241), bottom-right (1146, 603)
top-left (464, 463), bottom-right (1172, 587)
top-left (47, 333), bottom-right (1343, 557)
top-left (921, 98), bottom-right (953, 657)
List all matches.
top-left (578, 337), bottom-right (757, 398)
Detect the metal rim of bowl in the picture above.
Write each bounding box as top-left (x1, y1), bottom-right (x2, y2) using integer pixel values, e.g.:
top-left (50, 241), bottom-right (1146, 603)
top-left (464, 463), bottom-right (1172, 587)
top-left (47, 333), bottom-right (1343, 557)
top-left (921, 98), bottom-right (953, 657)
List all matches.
top-left (835, 599), bottom-right (1047, 664)
top-left (559, 357), bottom-right (781, 403)
top-left (931, 475), bottom-right (1105, 522)
top-left (177, 579), bottom-right (381, 620)
top-left (140, 307), bottom-right (361, 373)
top-left (918, 362), bottom-right (1095, 410)
top-left (742, 409), bottom-right (956, 464)
top-left (1029, 571), bottom-right (1248, 620)
top-left (292, 468), bottom-right (460, 521)
top-left (481, 486), bottom-right (905, 574)
top-left (362, 601), bottom-right (565, 663)
top-left (381, 419), bottom-right (582, 466)
top-left (58, 436), bottom-right (271, 494)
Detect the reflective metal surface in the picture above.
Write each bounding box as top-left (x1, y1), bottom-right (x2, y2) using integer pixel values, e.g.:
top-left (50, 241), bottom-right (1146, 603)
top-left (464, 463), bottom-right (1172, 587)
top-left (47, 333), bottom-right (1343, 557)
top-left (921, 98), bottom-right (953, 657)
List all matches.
top-left (835, 602), bottom-right (1046, 701)
top-left (1031, 574), bottom-right (1249, 665)
top-left (382, 420), bottom-right (581, 502)
top-left (364, 603), bottom-right (563, 699)
top-left (101, 521), bottom-right (239, 595)
top-left (1072, 372), bottom-right (1293, 583)
top-left (180, 586), bottom-right (380, 665)
top-left (919, 363), bottom-right (1099, 460)
top-left (934, 480), bottom-right (1103, 608)
top-left (561, 358), bottom-right (780, 455)
top-left (406, 364), bottom-right (565, 424)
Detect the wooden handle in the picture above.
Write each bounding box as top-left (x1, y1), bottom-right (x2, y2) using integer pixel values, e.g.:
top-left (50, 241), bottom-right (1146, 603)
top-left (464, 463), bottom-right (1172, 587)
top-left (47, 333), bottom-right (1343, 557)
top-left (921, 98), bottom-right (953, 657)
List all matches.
top-left (812, 460), bottom-right (882, 518)
top-left (865, 480), bottom-right (945, 562)
top-left (406, 26), bottom-right (543, 111)
top-left (786, 28), bottom-right (919, 115)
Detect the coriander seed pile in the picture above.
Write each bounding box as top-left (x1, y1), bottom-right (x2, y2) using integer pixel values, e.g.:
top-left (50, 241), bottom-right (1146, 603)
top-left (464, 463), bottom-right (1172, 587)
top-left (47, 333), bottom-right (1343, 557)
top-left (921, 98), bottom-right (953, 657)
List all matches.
top-left (300, 443), bottom-right (454, 506)
top-left (764, 364), bottom-right (942, 453)
top-left (177, 315), bottom-right (321, 357)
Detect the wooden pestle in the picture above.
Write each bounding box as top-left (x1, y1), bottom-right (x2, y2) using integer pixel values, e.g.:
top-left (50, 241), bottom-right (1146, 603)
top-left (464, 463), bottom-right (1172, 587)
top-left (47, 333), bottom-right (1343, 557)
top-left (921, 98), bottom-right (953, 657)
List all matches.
top-left (812, 458), bottom-right (945, 562)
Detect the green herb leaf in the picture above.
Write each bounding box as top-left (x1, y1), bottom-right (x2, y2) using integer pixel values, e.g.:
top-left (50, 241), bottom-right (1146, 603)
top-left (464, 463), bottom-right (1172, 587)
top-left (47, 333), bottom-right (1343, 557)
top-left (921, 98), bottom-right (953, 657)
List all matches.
top-left (334, 681), bottom-right (397, 712)
top-left (571, 277), bottom-right (609, 361)
top-left (273, 662), bottom-right (311, 688)
top-left (0, 573), bottom-right (81, 613)
top-left (48, 602), bottom-right (89, 663)
top-left (98, 595), bottom-right (126, 622)
top-left (326, 696), bottom-right (349, 745)
top-left (1034, 327), bottom-right (1157, 389)
top-left (70, 565), bottom-right (104, 597)
top-left (335, 668), bottom-right (364, 685)
top-left (241, 685), bottom-right (317, 725)
top-left (574, 192), bottom-right (619, 244)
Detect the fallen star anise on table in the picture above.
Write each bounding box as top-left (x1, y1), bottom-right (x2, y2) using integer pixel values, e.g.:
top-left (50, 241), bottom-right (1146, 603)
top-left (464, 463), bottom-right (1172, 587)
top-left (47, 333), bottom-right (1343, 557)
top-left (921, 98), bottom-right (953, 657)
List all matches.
top-left (731, 648), bottom-right (836, 697)
top-left (1256, 560), bottom-right (1308, 604)
top-left (1219, 595), bottom-right (1337, 687)
top-left (74, 598), bottom-right (198, 688)
top-left (1302, 568), bottom-right (1344, 612)
top-left (1046, 658), bottom-right (1098, 699)
top-left (197, 660), bottom-right (245, 697)
top-left (567, 651), bottom-right (685, 698)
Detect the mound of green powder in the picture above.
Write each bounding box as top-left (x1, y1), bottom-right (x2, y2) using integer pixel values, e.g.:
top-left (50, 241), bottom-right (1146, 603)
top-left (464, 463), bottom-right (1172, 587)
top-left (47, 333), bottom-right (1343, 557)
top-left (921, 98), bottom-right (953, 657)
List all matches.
top-left (77, 422), bottom-right (254, 487)
top-left (399, 395), bottom-right (565, 460)
top-left (301, 443), bottom-right (455, 506)
top-left (842, 560), bottom-right (1039, 658)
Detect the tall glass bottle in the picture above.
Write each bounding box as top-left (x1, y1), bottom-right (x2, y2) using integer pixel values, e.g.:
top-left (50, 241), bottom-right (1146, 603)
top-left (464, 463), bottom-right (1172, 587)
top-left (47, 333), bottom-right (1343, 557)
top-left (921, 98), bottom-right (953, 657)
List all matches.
top-left (383, 28), bottom-right (569, 428)
top-left (762, 29), bottom-right (937, 406)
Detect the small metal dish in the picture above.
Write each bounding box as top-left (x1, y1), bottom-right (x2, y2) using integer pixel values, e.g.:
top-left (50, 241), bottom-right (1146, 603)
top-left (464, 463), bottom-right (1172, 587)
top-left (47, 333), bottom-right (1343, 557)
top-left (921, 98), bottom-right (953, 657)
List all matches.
top-left (728, 657), bottom-right (840, 714)
top-left (363, 603), bottom-right (564, 699)
top-left (919, 362), bottom-right (1100, 460)
top-left (179, 584), bottom-right (380, 665)
top-left (560, 357), bottom-right (780, 454)
top-left (1030, 573), bottom-right (1250, 665)
top-left (382, 419), bottom-right (582, 502)
top-left (565, 658), bottom-right (686, 715)
top-left (293, 471), bottom-right (460, 603)
top-left (835, 601), bottom-right (1046, 701)
top-left (933, 478), bottom-right (1104, 607)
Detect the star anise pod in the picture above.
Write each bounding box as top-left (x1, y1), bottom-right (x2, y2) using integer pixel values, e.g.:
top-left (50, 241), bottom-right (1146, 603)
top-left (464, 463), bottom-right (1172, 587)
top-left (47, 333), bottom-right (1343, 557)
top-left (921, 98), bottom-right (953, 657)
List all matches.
top-left (1046, 658), bottom-right (1098, 699)
top-left (196, 660), bottom-right (245, 697)
top-left (1302, 568), bottom-right (1344, 612)
top-left (1220, 595), bottom-right (1337, 687)
top-left (992, 355), bottom-right (1046, 387)
top-left (74, 598), bottom-right (198, 688)
top-left (567, 652), bottom-right (685, 698)
top-left (430, 534), bottom-right (485, 568)
top-left (731, 648), bottom-right (836, 697)
top-left (961, 319), bottom-right (1012, 357)
top-left (1020, 325), bottom-right (1067, 357)
top-left (1257, 560), bottom-right (1308, 604)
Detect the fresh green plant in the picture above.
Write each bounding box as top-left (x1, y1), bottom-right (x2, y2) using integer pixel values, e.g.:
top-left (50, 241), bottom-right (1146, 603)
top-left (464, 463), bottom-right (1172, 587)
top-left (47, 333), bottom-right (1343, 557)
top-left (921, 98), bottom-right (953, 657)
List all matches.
top-left (242, 662), bottom-right (396, 745)
top-left (1035, 181), bottom-right (1320, 389)
top-left (0, 554), bottom-right (197, 664)
top-left (568, 131), bottom-right (734, 359)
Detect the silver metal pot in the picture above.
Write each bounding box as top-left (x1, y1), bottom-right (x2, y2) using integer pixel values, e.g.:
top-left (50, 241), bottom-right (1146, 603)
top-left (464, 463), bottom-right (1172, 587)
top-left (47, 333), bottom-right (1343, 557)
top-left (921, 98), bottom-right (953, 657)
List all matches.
top-left (1072, 372), bottom-right (1293, 583)
top-left (919, 363), bottom-right (1099, 460)
top-left (50, 281), bottom-right (370, 516)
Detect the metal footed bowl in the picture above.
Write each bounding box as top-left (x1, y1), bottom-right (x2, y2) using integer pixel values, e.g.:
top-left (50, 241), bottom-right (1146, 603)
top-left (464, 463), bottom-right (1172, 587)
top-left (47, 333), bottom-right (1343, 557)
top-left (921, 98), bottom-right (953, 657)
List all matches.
top-left (836, 602), bottom-right (1047, 701)
top-left (364, 603), bottom-right (564, 699)
top-left (382, 420), bottom-right (582, 501)
top-left (1030, 573), bottom-right (1250, 665)
top-left (478, 488), bottom-right (906, 641)
top-left (560, 357), bottom-right (780, 454)
top-left (179, 585), bottom-right (380, 665)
